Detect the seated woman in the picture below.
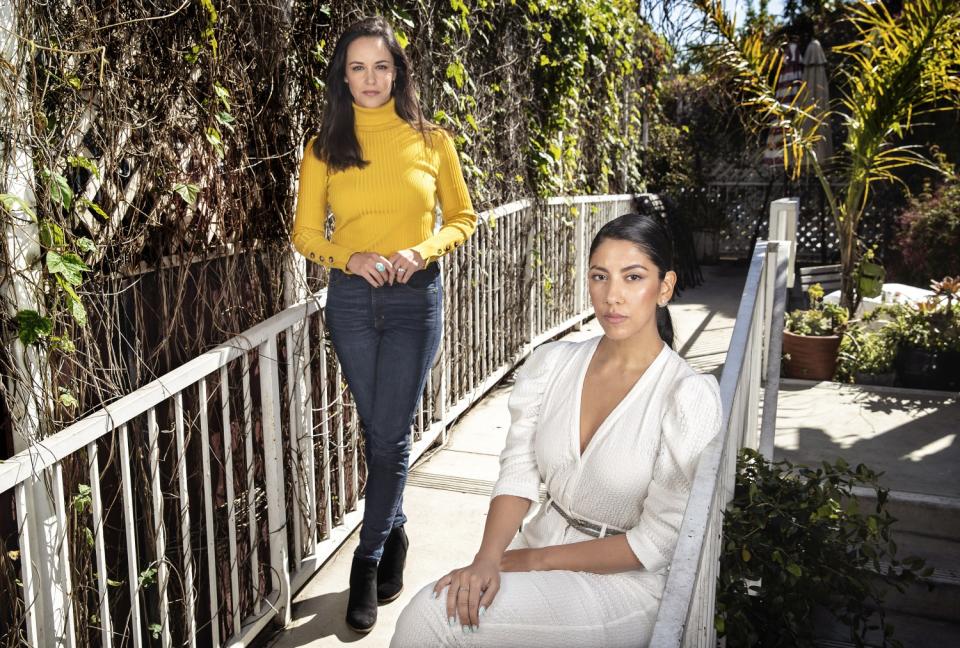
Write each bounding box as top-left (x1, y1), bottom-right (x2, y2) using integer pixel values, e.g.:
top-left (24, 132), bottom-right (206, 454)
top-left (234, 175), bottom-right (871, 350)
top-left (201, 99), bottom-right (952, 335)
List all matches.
top-left (391, 214), bottom-right (722, 648)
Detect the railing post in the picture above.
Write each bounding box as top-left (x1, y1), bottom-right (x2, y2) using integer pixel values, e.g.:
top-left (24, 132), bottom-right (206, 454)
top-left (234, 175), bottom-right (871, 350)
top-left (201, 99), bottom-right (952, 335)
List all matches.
top-left (260, 335), bottom-right (291, 624)
top-left (573, 202), bottom-right (586, 327)
top-left (768, 198), bottom-right (798, 288)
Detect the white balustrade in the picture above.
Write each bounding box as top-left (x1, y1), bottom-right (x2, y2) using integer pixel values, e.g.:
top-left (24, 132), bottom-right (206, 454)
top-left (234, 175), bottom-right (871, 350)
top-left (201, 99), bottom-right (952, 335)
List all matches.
top-left (0, 194), bottom-right (632, 647)
top-left (649, 240), bottom-right (789, 647)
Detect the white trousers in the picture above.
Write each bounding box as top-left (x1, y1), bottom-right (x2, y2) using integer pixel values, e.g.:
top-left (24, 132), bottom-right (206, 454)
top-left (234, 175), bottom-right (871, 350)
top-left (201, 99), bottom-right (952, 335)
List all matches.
top-left (390, 569), bottom-right (664, 648)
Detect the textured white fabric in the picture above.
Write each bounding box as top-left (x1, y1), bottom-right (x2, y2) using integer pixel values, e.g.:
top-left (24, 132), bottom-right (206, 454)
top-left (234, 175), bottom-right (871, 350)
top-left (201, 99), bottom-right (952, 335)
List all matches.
top-left (392, 336), bottom-right (722, 647)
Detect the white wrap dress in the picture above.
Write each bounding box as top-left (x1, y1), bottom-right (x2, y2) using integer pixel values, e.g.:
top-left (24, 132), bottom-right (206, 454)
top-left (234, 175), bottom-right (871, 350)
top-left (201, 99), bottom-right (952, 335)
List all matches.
top-left (392, 336), bottom-right (722, 648)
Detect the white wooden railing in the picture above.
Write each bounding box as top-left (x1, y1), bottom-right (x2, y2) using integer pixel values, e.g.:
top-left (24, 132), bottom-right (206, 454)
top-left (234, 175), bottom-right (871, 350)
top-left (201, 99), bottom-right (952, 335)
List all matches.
top-left (0, 194), bottom-right (632, 648)
top-left (649, 239), bottom-right (789, 647)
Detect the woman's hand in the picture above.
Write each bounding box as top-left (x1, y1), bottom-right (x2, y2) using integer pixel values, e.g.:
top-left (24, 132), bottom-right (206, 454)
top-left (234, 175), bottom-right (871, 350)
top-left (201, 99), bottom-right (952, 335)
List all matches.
top-left (500, 548), bottom-right (546, 573)
top-left (387, 248), bottom-right (425, 284)
top-left (346, 252), bottom-right (393, 287)
top-left (433, 556), bottom-right (500, 631)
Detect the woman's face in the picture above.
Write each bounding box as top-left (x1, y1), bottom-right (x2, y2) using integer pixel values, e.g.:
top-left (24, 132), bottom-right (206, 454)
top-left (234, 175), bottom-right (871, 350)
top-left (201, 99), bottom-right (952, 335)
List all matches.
top-left (344, 36), bottom-right (396, 109)
top-left (588, 238), bottom-right (676, 342)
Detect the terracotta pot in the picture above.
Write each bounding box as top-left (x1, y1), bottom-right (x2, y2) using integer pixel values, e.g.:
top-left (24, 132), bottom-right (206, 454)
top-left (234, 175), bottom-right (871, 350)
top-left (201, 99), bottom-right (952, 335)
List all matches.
top-left (782, 331), bottom-right (842, 381)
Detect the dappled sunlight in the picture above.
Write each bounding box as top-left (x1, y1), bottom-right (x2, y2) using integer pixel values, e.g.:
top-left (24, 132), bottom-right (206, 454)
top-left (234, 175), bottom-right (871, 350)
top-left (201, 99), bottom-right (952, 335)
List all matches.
top-left (901, 433), bottom-right (956, 463)
top-left (775, 381), bottom-right (960, 497)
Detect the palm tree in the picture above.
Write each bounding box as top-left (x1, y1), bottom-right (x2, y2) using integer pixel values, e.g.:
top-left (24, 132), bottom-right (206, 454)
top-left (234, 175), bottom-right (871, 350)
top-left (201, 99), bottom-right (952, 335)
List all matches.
top-left (693, 0), bottom-right (960, 310)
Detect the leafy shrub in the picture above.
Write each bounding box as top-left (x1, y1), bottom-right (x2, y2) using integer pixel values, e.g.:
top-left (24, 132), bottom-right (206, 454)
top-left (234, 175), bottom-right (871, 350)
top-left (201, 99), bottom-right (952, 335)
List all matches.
top-left (871, 277), bottom-right (960, 353)
top-left (895, 179), bottom-right (960, 285)
top-left (717, 449), bottom-right (929, 648)
top-left (836, 325), bottom-right (897, 381)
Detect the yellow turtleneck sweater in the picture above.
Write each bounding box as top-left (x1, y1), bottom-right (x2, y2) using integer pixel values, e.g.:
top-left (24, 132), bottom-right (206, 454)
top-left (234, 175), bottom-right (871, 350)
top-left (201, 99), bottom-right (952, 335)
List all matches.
top-left (292, 98), bottom-right (477, 271)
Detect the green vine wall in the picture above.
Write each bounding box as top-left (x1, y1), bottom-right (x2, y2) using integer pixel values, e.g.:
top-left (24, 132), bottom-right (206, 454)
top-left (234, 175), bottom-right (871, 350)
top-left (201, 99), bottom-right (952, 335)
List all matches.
top-left (1, 0), bottom-right (669, 429)
top-left (0, 3), bottom-right (671, 644)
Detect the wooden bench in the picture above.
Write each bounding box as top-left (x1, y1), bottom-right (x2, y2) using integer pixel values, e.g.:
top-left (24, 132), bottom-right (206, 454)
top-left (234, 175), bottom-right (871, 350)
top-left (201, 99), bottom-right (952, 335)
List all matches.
top-left (793, 263), bottom-right (841, 308)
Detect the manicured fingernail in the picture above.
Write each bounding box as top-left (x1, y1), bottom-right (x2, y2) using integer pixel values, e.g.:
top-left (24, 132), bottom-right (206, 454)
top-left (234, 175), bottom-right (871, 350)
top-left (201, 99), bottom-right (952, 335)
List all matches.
top-left (472, 625), bottom-right (479, 632)
top-left (479, 605), bottom-right (487, 617)
top-left (461, 624), bottom-right (468, 634)
top-left (431, 590), bottom-right (437, 599)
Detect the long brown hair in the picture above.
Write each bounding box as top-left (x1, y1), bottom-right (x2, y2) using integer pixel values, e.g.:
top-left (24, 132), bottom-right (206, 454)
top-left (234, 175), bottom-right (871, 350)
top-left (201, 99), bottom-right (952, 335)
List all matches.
top-left (312, 16), bottom-right (431, 171)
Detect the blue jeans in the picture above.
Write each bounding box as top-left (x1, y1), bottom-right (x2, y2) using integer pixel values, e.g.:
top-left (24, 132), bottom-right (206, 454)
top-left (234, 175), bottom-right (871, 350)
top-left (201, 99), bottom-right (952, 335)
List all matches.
top-left (324, 265), bottom-right (443, 561)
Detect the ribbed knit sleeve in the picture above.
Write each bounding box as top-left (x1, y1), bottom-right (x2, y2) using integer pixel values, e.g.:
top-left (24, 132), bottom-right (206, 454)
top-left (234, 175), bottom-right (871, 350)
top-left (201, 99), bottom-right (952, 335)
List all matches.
top-left (490, 342), bottom-right (567, 504)
top-left (291, 139), bottom-right (357, 271)
top-left (626, 373), bottom-right (722, 573)
top-left (412, 130), bottom-right (478, 264)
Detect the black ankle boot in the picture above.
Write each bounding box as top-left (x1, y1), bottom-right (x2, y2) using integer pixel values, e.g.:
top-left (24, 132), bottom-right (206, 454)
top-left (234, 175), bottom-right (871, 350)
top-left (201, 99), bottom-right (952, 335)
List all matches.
top-left (377, 525), bottom-right (409, 603)
top-left (346, 555), bottom-right (379, 633)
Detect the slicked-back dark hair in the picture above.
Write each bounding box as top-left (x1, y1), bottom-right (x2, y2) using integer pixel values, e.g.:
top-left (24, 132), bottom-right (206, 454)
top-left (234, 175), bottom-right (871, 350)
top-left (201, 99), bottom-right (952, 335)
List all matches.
top-left (589, 213), bottom-right (676, 347)
top-left (312, 16), bottom-right (431, 171)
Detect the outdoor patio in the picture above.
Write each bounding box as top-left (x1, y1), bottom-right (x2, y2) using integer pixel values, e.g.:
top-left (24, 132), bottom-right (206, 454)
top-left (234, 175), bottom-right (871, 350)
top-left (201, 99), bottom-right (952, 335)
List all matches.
top-left (4, 1), bottom-right (960, 647)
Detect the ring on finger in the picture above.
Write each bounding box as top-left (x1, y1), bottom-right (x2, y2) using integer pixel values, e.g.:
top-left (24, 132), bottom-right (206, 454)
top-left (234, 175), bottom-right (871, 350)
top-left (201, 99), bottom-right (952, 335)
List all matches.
top-left (375, 262), bottom-right (386, 273)
top-left (398, 267), bottom-right (407, 274)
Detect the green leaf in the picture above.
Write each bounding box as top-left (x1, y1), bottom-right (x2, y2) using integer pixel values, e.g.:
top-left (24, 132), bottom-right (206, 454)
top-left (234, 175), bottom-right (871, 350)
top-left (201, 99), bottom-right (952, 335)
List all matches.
top-left (139, 566), bottom-right (157, 587)
top-left (106, 578), bottom-right (123, 587)
top-left (39, 220), bottom-right (66, 249)
top-left (213, 82), bottom-right (230, 109)
top-left (786, 563), bottom-right (802, 578)
top-left (70, 299), bottom-right (88, 327)
top-left (445, 60), bottom-right (466, 89)
top-left (80, 198), bottom-right (109, 220)
top-left (58, 391), bottom-right (79, 408)
top-left (396, 31), bottom-right (409, 49)
top-left (172, 183), bottom-right (200, 206)
top-left (75, 237), bottom-right (96, 254)
top-left (84, 527), bottom-right (94, 547)
top-left (72, 484), bottom-right (91, 513)
top-left (741, 546), bottom-right (751, 562)
top-left (16, 310), bottom-right (53, 345)
top-left (215, 111), bottom-right (235, 132)
top-left (43, 169), bottom-right (74, 211)
top-left (0, 193), bottom-right (37, 221)
top-left (49, 335), bottom-right (76, 353)
top-left (67, 155), bottom-right (100, 180)
top-left (205, 127), bottom-right (225, 159)
top-left (47, 251), bottom-right (89, 286)
top-left (149, 623), bottom-right (162, 640)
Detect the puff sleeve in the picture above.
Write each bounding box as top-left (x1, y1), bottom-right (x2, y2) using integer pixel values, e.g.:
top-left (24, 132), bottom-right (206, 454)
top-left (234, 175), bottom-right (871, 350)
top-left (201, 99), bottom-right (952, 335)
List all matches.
top-left (490, 342), bottom-right (568, 504)
top-left (626, 373), bottom-right (722, 573)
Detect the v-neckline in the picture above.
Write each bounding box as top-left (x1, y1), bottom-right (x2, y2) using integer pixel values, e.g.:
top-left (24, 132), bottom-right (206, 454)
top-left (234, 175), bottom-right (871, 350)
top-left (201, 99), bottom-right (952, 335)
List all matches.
top-left (574, 336), bottom-right (668, 462)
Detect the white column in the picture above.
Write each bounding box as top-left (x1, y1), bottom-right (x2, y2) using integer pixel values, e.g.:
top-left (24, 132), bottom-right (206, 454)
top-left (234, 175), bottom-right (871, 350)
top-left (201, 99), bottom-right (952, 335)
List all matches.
top-left (768, 197), bottom-right (798, 288)
top-left (1, 2), bottom-right (73, 645)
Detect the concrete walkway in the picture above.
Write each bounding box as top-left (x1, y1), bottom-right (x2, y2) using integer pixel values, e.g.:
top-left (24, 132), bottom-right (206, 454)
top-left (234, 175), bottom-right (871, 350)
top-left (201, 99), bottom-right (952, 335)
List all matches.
top-left (267, 263), bottom-right (959, 647)
top-left (774, 380), bottom-right (960, 499)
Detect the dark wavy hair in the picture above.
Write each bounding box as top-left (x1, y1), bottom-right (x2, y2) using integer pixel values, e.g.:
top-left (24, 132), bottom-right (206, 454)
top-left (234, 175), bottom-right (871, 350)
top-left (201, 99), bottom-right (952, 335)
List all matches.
top-left (589, 213), bottom-right (676, 347)
top-left (312, 16), bottom-right (432, 171)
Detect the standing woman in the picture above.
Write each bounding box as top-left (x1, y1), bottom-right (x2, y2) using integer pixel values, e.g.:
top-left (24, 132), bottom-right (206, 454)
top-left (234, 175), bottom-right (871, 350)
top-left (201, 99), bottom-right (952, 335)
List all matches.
top-left (292, 16), bottom-right (477, 634)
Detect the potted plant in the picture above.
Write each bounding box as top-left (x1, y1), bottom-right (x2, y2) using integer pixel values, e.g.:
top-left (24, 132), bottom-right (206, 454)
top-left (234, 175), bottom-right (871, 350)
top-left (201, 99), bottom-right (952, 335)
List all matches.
top-left (837, 324), bottom-right (898, 387)
top-left (783, 283), bottom-right (849, 381)
top-left (717, 449), bottom-right (928, 648)
top-left (882, 276), bottom-right (960, 390)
